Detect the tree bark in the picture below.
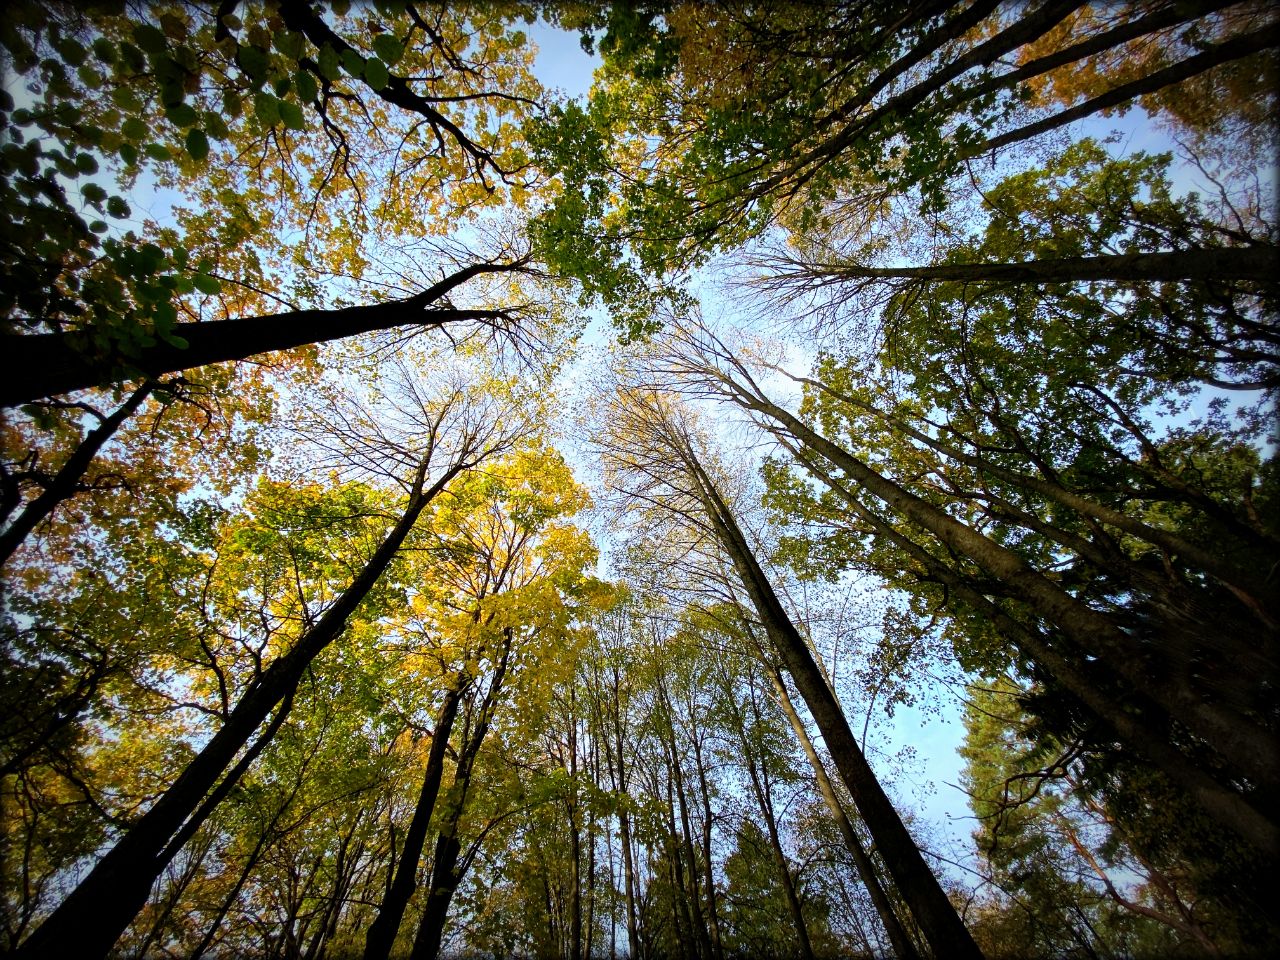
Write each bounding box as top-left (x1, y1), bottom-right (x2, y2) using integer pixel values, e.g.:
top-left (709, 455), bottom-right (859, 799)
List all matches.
top-left (763, 661), bottom-right (921, 960)
top-left (12, 454), bottom-right (461, 960)
top-left (362, 682), bottom-right (465, 960)
top-left (797, 246), bottom-right (1280, 286)
top-left (780, 435), bottom-right (1278, 853)
top-left (1, 259), bottom-right (521, 406)
top-left (978, 21), bottom-right (1280, 156)
top-left (665, 431), bottom-right (985, 960)
top-left (729, 386), bottom-right (1279, 800)
top-left (408, 632), bottom-right (513, 960)
top-left (609, 663), bottom-right (641, 960)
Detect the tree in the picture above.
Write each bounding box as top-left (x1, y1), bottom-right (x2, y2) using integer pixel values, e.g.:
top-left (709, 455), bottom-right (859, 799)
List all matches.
top-left (4, 5), bottom-right (1277, 957)
top-left (11, 375), bottom-right (524, 959)
top-left (1, 1), bottom-right (545, 405)
top-left (594, 385), bottom-right (985, 960)
top-left (532, 0), bottom-right (1279, 300)
top-left (651, 319), bottom-right (1277, 856)
top-left (960, 674), bottom-right (1272, 956)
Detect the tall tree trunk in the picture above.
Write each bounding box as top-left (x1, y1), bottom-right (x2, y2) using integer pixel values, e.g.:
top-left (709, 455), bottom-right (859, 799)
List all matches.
top-left (770, 429), bottom-right (1279, 853)
top-left (411, 828), bottom-right (464, 960)
top-left (727, 677), bottom-right (816, 960)
top-left (609, 664), bottom-right (641, 960)
top-left (728, 384), bottom-right (1279, 803)
top-left (661, 773), bottom-right (698, 960)
top-left (0, 260), bottom-right (522, 406)
top-left (569, 700), bottom-right (584, 960)
top-left (792, 246), bottom-right (1280, 287)
top-left (13, 454), bottom-right (462, 960)
top-left (762, 660), bottom-right (921, 960)
top-left (689, 728), bottom-right (725, 960)
top-left (679, 446), bottom-right (985, 960)
top-left (657, 676), bottom-right (715, 960)
top-left (408, 632), bottom-right (512, 960)
top-left (363, 681), bottom-right (465, 960)
top-left (977, 22), bottom-right (1280, 156)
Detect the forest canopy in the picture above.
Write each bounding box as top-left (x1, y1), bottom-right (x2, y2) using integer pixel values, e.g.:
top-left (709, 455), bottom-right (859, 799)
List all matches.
top-left (1, 2), bottom-right (1276, 959)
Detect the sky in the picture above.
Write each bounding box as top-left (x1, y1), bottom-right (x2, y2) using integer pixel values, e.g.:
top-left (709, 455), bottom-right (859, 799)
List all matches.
top-left (521, 16), bottom-right (993, 877)
top-left (15, 10), bottom-right (1235, 891)
top-left (519, 13), bottom-right (1264, 888)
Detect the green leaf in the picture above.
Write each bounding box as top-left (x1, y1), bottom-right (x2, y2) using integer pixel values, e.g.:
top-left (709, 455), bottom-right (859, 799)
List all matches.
top-left (203, 111), bottom-right (230, 140)
top-left (132, 24), bottom-right (168, 56)
top-left (341, 49), bottom-right (364, 77)
top-left (238, 45), bottom-right (270, 83)
top-left (185, 128), bottom-right (210, 161)
top-left (112, 86), bottom-right (143, 113)
top-left (193, 273), bottom-right (221, 295)
top-left (153, 300), bottom-right (177, 332)
top-left (372, 34), bottom-right (403, 65)
top-left (122, 116), bottom-right (148, 141)
top-left (92, 38), bottom-right (118, 64)
top-left (118, 41), bottom-right (146, 72)
top-left (81, 182), bottom-right (107, 204)
top-left (74, 152), bottom-right (99, 175)
top-left (278, 100), bottom-right (306, 131)
top-left (363, 57), bottom-right (389, 91)
top-left (56, 37), bottom-right (87, 66)
top-left (294, 69), bottom-right (318, 102)
top-left (77, 64), bottom-right (105, 89)
top-left (165, 102), bottom-right (198, 128)
top-left (275, 31), bottom-right (305, 60)
top-left (145, 143), bottom-right (172, 162)
top-left (318, 45), bottom-right (341, 81)
top-left (253, 92), bottom-right (281, 127)
top-left (118, 142), bottom-right (138, 166)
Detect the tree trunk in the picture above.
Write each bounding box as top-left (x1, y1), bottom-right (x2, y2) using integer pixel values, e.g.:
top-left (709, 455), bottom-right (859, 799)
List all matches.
top-left (657, 675), bottom-right (715, 960)
top-left (978, 22), bottom-right (1280, 157)
top-left (0, 380), bottom-right (155, 566)
top-left (13, 455), bottom-right (458, 960)
top-left (733, 387), bottom-right (1279, 801)
top-left (680, 451), bottom-right (985, 960)
top-left (569, 703), bottom-right (583, 960)
top-left (689, 728), bottom-right (725, 960)
top-left (763, 661), bottom-right (921, 960)
top-left (362, 682), bottom-right (465, 960)
top-left (610, 665), bottom-right (641, 960)
top-left (0, 260), bottom-right (521, 406)
top-left (728, 678), bottom-right (816, 960)
top-left (782, 436), bottom-right (1278, 853)
top-left (800, 246), bottom-right (1280, 287)
top-left (408, 632), bottom-right (512, 960)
